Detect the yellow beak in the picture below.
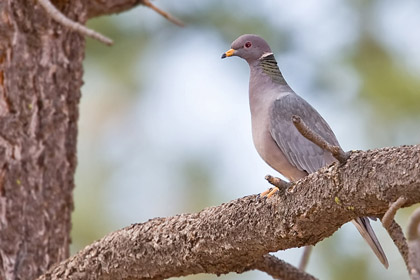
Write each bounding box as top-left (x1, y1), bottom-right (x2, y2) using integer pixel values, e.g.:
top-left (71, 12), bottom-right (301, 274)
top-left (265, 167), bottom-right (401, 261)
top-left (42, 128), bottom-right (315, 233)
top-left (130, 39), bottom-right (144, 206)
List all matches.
top-left (221, 48), bottom-right (235, 59)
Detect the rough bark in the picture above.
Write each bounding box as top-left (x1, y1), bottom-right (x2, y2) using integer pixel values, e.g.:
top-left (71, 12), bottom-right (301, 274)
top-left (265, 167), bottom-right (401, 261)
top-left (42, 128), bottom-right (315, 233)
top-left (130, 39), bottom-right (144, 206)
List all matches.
top-left (0, 0), bottom-right (84, 279)
top-left (38, 145), bottom-right (420, 280)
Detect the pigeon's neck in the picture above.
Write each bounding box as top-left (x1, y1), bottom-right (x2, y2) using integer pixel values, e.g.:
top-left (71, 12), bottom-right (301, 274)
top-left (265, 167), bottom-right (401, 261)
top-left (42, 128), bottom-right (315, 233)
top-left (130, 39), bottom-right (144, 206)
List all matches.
top-left (248, 54), bottom-right (292, 121)
top-left (256, 54), bottom-right (287, 85)
top-left (248, 54), bottom-right (290, 101)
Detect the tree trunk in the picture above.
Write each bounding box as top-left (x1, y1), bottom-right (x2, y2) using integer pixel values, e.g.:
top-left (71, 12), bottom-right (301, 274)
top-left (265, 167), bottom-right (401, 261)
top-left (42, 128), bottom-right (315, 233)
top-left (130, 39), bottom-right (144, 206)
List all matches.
top-left (0, 0), bottom-right (84, 279)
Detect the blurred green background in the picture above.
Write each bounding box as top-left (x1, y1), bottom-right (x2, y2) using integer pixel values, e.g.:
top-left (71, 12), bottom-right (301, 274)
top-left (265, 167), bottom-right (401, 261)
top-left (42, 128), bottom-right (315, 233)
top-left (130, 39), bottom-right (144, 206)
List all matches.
top-left (73, 0), bottom-right (420, 279)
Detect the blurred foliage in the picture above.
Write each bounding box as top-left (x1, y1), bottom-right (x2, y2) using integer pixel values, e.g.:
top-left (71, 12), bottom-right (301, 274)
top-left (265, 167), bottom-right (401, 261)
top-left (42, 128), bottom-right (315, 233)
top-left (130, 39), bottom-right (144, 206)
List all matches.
top-left (177, 158), bottom-right (217, 212)
top-left (352, 35), bottom-right (420, 119)
top-left (85, 16), bottom-right (151, 94)
top-left (178, 3), bottom-right (292, 51)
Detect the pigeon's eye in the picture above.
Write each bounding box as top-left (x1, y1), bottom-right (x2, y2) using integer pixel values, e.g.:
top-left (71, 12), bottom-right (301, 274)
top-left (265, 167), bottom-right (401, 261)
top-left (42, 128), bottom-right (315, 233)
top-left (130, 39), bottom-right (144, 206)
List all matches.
top-left (244, 41), bottom-right (252, 48)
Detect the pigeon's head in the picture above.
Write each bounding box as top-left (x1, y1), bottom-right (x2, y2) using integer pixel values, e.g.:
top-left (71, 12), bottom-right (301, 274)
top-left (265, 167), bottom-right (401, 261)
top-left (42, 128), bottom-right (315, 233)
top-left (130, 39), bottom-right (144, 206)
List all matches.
top-left (221, 34), bottom-right (272, 63)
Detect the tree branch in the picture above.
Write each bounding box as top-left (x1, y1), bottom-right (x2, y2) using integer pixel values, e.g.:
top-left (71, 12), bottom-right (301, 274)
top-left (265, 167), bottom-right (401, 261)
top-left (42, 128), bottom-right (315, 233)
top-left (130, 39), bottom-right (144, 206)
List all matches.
top-left (379, 196), bottom-right (411, 273)
top-left (38, 145), bottom-right (420, 279)
top-left (253, 254), bottom-right (317, 280)
top-left (298, 246), bottom-right (313, 271)
top-left (39, 0), bottom-right (184, 46)
top-left (87, 0), bottom-right (145, 17)
top-left (292, 115), bottom-right (349, 164)
top-left (142, 0), bottom-right (184, 26)
top-left (264, 175), bottom-right (291, 194)
top-left (407, 208), bottom-right (420, 280)
top-left (385, 220), bottom-right (409, 270)
top-left (38, 0), bottom-right (114, 46)
top-left (87, 0), bottom-right (183, 26)
top-left (408, 208), bottom-right (420, 241)
top-left (382, 196), bottom-right (407, 228)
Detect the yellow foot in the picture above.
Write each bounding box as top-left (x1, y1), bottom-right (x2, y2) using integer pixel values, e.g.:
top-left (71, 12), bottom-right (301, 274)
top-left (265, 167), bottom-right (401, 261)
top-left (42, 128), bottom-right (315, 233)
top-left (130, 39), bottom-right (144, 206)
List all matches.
top-left (260, 188), bottom-right (271, 197)
top-left (259, 187), bottom-right (280, 198)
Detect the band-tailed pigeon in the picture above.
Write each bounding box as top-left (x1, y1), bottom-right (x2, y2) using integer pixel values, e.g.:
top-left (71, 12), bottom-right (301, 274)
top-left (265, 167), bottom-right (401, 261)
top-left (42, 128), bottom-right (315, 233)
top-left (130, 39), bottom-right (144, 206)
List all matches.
top-left (221, 34), bottom-right (388, 268)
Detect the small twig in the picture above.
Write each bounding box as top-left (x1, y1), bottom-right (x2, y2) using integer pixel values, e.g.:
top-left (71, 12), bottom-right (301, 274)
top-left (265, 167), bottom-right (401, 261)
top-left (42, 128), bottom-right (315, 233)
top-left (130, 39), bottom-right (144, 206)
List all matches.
top-left (299, 246), bottom-right (313, 271)
top-left (298, 246), bottom-right (313, 271)
top-left (254, 254), bottom-right (318, 280)
top-left (382, 196), bottom-right (407, 229)
top-left (143, 0), bottom-right (184, 27)
top-left (408, 208), bottom-right (420, 241)
top-left (265, 175), bottom-right (291, 190)
top-left (380, 197), bottom-right (410, 272)
top-left (38, 0), bottom-right (113, 46)
top-left (292, 115), bottom-right (349, 164)
top-left (407, 208), bottom-right (420, 280)
top-left (385, 220), bottom-right (410, 270)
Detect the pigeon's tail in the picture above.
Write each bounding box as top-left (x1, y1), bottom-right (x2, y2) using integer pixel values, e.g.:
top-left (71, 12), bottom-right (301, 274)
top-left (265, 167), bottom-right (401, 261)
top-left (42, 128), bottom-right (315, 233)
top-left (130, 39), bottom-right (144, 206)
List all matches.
top-left (352, 217), bottom-right (389, 268)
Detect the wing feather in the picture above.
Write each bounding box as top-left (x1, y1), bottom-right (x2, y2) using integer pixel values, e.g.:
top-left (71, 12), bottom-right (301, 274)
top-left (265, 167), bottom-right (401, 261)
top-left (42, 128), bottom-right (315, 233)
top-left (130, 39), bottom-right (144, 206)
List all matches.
top-left (270, 93), bottom-right (340, 174)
